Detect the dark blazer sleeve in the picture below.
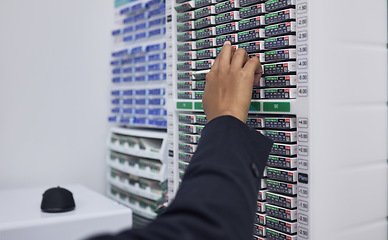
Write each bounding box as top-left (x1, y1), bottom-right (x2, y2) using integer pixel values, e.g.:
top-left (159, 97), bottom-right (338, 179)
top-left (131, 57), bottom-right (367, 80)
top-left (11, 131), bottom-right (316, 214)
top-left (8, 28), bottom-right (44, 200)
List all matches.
top-left (87, 115), bottom-right (273, 240)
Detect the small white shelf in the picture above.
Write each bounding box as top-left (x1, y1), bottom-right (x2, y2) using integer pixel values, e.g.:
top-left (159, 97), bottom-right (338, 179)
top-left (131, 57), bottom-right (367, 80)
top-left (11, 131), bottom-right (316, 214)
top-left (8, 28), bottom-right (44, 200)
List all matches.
top-left (107, 172), bottom-right (162, 201)
top-left (109, 141), bottom-right (161, 160)
top-left (107, 127), bottom-right (167, 162)
top-left (107, 156), bottom-right (167, 182)
top-left (108, 187), bottom-right (157, 220)
top-left (106, 127), bottom-right (167, 220)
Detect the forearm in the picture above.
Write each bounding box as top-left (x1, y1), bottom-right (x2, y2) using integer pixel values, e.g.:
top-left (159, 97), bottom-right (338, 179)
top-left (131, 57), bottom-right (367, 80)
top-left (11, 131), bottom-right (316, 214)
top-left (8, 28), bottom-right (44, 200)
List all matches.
top-left (154, 115), bottom-right (273, 240)
top-left (89, 116), bottom-right (272, 240)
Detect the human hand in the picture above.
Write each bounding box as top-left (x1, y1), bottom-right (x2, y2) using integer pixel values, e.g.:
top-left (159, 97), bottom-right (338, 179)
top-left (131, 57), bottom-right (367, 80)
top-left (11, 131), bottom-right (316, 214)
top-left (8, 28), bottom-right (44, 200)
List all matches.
top-left (202, 41), bottom-right (263, 123)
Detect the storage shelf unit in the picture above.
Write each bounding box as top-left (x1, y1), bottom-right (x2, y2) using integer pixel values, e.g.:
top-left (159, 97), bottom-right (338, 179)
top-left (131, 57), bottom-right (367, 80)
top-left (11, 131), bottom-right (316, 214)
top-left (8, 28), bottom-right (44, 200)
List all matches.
top-left (109, 0), bottom-right (168, 128)
top-left (107, 0), bottom-right (169, 227)
top-left (107, 127), bottom-right (168, 220)
top-left (108, 184), bottom-right (158, 219)
top-left (107, 170), bottom-right (162, 201)
top-left (165, 0), bottom-right (388, 240)
top-left (107, 154), bottom-right (166, 182)
top-left (168, 1), bottom-right (301, 239)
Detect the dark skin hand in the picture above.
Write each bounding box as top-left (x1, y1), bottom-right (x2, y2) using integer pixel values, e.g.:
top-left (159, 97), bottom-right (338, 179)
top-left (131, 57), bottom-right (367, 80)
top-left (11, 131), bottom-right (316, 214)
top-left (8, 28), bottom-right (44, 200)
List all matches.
top-left (202, 41), bottom-right (263, 123)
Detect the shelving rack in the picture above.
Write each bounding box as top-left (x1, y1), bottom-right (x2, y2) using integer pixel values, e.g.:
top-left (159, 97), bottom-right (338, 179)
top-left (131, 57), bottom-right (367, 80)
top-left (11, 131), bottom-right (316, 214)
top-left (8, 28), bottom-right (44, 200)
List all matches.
top-left (107, 0), bottom-right (168, 228)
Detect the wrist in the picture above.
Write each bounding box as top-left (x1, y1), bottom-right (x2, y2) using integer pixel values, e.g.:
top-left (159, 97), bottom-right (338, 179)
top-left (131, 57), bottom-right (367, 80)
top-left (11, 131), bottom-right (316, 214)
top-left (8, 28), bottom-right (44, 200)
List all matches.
top-left (207, 111), bottom-right (247, 124)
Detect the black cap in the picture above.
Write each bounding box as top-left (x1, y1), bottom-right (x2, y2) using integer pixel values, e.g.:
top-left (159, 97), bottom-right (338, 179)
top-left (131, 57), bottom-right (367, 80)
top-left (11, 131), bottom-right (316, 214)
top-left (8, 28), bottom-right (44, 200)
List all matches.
top-left (41, 186), bottom-right (75, 213)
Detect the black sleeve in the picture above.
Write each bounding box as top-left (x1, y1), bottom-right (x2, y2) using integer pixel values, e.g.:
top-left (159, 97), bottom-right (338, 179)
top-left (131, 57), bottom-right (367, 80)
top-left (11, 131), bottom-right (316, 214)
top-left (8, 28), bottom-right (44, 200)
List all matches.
top-left (87, 115), bottom-right (273, 240)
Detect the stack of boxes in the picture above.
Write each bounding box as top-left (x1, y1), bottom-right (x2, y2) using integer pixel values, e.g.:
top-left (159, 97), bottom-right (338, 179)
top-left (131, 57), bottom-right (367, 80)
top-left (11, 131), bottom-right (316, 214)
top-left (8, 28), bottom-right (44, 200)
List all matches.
top-left (107, 0), bottom-right (168, 228)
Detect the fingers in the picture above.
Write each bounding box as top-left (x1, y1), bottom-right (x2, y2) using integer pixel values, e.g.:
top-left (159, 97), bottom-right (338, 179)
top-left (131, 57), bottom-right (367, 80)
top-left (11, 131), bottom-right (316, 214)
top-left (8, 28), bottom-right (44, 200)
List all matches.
top-left (231, 48), bottom-right (249, 70)
top-left (243, 56), bottom-right (262, 77)
top-left (231, 45), bottom-right (236, 60)
top-left (217, 41), bottom-right (234, 68)
top-left (253, 74), bottom-right (261, 86)
top-left (212, 54), bottom-right (220, 70)
top-left (213, 41), bottom-right (237, 71)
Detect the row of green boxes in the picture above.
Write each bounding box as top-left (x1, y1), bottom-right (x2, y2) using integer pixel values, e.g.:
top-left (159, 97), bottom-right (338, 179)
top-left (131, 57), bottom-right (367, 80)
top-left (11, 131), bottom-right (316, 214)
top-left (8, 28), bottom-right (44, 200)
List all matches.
top-left (176, 101), bottom-right (290, 112)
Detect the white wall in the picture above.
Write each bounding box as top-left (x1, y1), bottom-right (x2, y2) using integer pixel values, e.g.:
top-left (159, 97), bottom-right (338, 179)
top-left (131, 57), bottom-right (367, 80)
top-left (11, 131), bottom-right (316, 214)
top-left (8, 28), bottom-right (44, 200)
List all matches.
top-left (0, 0), bottom-right (113, 194)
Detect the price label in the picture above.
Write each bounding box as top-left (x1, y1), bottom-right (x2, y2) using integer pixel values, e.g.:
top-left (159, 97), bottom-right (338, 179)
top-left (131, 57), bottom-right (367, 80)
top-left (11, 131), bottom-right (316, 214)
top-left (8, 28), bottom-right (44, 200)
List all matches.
top-left (298, 86), bottom-right (308, 97)
top-left (298, 58), bottom-right (308, 69)
top-left (298, 44), bottom-right (308, 55)
top-left (298, 117), bottom-right (308, 128)
top-left (298, 131), bottom-right (308, 141)
top-left (298, 186), bottom-right (309, 197)
top-left (299, 214), bottom-right (309, 225)
top-left (298, 145), bottom-right (308, 156)
top-left (297, 2), bottom-right (307, 14)
top-left (298, 159), bottom-right (308, 170)
top-left (298, 200), bottom-right (309, 212)
top-left (298, 30), bottom-right (308, 42)
top-left (298, 72), bottom-right (308, 83)
top-left (298, 17), bottom-right (308, 27)
top-left (298, 226), bottom-right (309, 238)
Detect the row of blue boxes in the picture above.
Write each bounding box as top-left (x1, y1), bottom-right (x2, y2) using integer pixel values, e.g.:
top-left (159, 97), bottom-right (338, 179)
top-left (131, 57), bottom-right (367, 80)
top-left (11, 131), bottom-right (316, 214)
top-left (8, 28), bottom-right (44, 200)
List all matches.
top-left (112, 42), bottom-right (166, 58)
top-left (111, 88), bottom-right (165, 96)
top-left (108, 115), bottom-right (167, 128)
top-left (112, 17), bottom-right (166, 36)
top-left (111, 107), bottom-right (167, 116)
top-left (110, 0), bottom-right (167, 128)
top-left (112, 73), bottom-right (166, 83)
top-left (111, 98), bottom-right (165, 106)
top-left (119, 27), bottom-right (166, 42)
top-left (119, 2), bottom-right (165, 19)
top-left (111, 52), bottom-right (166, 66)
top-left (112, 63), bottom-right (166, 74)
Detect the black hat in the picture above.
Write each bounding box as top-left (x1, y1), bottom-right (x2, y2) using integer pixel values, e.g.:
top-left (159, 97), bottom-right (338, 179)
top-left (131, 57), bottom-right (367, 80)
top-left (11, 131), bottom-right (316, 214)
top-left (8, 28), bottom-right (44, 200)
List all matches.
top-left (41, 186), bottom-right (75, 213)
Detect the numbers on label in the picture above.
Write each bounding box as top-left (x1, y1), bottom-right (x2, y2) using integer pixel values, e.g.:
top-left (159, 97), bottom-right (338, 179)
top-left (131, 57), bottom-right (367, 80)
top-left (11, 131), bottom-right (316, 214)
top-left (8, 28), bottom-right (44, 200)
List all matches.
top-left (298, 31), bottom-right (308, 42)
top-left (297, 17), bottom-right (308, 27)
top-left (297, 2), bottom-right (307, 14)
top-left (298, 145), bottom-right (308, 156)
top-left (298, 86), bottom-right (308, 97)
top-left (298, 186), bottom-right (309, 197)
top-left (298, 131), bottom-right (308, 141)
top-left (298, 44), bottom-right (308, 55)
top-left (298, 159), bottom-right (308, 170)
top-left (298, 72), bottom-right (308, 83)
top-left (299, 214), bottom-right (309, 225)
top-left (298, 200), bottom-right (309, 212)
top-left (298, 59), bottom-right (308, 69)
top-left (298, 117), bottom-right (308, 128)
top-left (298, 227), bottom-right (309, 238)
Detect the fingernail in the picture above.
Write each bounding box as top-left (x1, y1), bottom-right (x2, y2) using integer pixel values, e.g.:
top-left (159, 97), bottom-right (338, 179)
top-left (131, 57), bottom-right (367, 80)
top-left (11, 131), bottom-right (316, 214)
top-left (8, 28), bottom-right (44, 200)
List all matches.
top-left (224, 41), bottom-right (231, 46)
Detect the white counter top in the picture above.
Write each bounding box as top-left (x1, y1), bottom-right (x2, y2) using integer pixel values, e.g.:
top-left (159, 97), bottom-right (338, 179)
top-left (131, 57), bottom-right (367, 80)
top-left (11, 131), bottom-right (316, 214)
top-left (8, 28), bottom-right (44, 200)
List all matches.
top-left (0, 185), bottom-right (132, 240)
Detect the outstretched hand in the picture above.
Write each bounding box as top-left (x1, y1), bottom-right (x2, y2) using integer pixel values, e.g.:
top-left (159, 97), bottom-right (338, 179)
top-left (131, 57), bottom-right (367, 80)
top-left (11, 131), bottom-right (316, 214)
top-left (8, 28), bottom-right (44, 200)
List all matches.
top-left (202, 41), bottom-right (263, 123)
